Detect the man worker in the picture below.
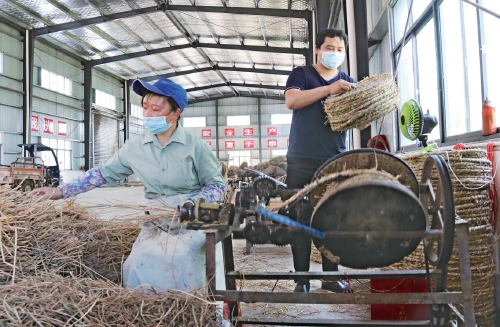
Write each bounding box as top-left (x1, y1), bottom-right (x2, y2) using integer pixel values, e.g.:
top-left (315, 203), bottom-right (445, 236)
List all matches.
top-left (29, 78), bottom-right (226, 292)
top-left (285, 28), bottom-right (357, 293)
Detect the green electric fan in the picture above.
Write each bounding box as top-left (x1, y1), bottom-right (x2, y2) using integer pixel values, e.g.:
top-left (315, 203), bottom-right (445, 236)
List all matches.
top-left (399, 99), bottom-right (438, 152)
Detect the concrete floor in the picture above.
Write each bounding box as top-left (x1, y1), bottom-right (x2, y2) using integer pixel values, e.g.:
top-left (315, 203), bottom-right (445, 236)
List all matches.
top-left (74, 185), bottom-right (371, 324)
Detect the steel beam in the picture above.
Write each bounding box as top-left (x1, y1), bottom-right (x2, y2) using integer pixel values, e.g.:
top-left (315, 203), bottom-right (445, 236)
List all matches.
top-left (90, 42), bottom-right (305, 66)
top-left (33, 6), bottom-right (161, 36)
top-left (32, 5), bottom-right (308, 36)
top-left (188, 94), bottom-right (283, 104)
top-left (83, 61), bottom-right (93, 171)
top-left (164, 4), bottom-right (309, 18)
top-left (141, 66), bottom-right (291, 81)
top-left (23, 29), bottom-right (34, 145)
top-left (186, 83), bottom-right (283, 93)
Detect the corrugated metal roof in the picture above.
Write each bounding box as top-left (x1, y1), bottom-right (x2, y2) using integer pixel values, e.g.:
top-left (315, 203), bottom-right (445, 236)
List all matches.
top-left (1, 0), bottom-right (316, 102)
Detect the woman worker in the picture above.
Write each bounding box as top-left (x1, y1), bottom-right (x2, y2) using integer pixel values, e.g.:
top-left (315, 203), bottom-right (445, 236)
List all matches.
top-left (29, 78), bottom-right (226, 292)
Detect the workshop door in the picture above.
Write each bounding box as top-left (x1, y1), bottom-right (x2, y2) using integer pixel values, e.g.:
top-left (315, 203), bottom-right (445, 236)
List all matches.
top-left (93, 114), bottom-right (119, 166)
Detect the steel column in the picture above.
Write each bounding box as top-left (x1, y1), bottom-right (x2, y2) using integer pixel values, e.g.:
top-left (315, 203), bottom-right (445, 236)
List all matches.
top-left (83, 61), bottom-right (93, 171)
top-left (215, 99), bottom-right (220, 159)
top-left (315, 0), bottom-right (331, 31)
top-left (22, 29), bottom-right (34, 145)
top-left (258, 98), bottom-right (262, 162)
top-left (306, 10), bottom-right (314, 66)
top-left (456, 221), bottom-right (476, 326)
top-left (353, 0), bottom-right (371, 148)
top-left (123, 79), bottom-right (130, 142)
top-left (433, 0), bottom-right (446, 142)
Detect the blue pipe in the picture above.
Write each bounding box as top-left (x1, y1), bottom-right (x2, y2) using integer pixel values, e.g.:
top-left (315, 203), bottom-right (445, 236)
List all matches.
top-left (249, 204), bottom-right (325, 239)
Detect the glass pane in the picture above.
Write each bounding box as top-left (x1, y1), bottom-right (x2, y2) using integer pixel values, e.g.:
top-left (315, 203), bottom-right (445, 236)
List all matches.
top-left (463, 2), bottom-right (483, 132)
top-left (227, 115), bottom-right (250, 126)
top-left (65, 151), bottom-right (71, 170)
top-left (393, 0), bottom-right (409, 44)
top-left (183, 117), bottom-right (206, 127)
top-left (396, 39), bottom-right (415, 147)
top-left (440, 0), bottom-right (467, 136)
top-left (57, 75), bottom-right (64, 94)
top-left (416, 19), bottom-right (441, 142)
top-left (41, 137), bottom-right (49, 147)
top-left (49, 72), bottom-right (57, 91)
top-left (0, 52), bottom-right (3, 74)
top-left (41, 69), bottom-right (49, 89)
top-left (58, 139), bottom-right (64, 149)
top-left (483, 0), bottom-right (500, 121)
top-left (65, 78), bottom-right (72, 96)
top-left (65, 140), bottom-right (72, 150)
top-left (271, 114), bottom-right (292, 124)
top-left (412, 0), bottom-right (432, 22)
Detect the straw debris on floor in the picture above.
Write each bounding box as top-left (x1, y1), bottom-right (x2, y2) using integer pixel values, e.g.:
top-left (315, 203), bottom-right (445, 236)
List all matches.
top-left (392, 148), bottom-right (496, 326)
top-left (0, 273), bottom-right (219, 326)
top-left (323, 73), bottom-right (401, 131)
top-left (0, 186), bottom-right (221, 326)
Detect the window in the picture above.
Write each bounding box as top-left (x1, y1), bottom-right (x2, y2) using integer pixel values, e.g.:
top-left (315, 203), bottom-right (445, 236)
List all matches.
top-left (271, 114), bottom-right (292, 125)
top-left (227, 150), bottom-right (250, 168)
top-left (39, 68), bottom-right (72, 96)
top-left (40, 137), bottom-right (72, 170)
top-left (183, 117), bottom-right (206, 128)
top-left (227, 115), bottom-right (250, 126)
top-left (0, 52), bottom-right (3, 74)
top-left (391, 0), bottom-right (498, 148)
top-left (94, 89), bottom-right (116, 111)
top-left (483, 0), bottom-right (500, 119)
top-left (272, 149), bottom-right (288, 157)
top-left (131, 103), bottom-right (143, 118)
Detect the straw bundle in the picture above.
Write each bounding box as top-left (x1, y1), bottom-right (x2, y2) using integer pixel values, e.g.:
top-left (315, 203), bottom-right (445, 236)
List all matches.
top-left (323, 73), bottom-right (401, 131)
top-left (0, 186), bottom-right (157, 284)
top-left (0, 273), bottom-right (219, 326)
top-left (391, 148), bottom-right (495, 326)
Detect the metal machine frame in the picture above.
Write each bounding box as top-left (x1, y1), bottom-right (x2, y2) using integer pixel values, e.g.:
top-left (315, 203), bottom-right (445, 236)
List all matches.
top-left (182, 150), bottom-right (477, 326)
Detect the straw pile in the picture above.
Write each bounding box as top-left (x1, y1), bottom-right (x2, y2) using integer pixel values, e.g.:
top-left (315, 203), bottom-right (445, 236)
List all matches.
top-left (323, 73), bottom-right (401, 131)
top-left (0, 185), bottom-right (145, 284)
top-left (391, 148), bottom-right (495, 326)
top-left (0, 273), bottom-right (219, 326)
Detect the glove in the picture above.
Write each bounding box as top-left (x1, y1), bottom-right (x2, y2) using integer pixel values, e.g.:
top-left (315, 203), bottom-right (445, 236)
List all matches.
top-left (178, 200), bottom-right (195, 221)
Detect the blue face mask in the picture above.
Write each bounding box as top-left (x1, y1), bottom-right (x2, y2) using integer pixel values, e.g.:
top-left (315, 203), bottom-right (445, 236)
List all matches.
top-left (321, 51), bottom-right (345, 70)
top-left (143, 112), bottom-right (174, 134)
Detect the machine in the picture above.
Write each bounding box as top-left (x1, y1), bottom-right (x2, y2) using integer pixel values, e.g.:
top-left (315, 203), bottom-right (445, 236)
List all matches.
top-left (0, 143), bottom-right (60, 192)
top-left (179, 149), bottom-right (475, 326)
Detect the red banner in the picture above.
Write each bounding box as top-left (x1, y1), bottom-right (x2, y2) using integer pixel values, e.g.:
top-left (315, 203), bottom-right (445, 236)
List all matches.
top-left (224, 128), bottom-right (235, 137)
top-left (224, 140), bottom-right (235, 149)
top-left (31, 115), bottom-right (39, 132)
top-left (267, 127), bottom-right (277, 136)
top-left (243, 127), bottom-right (254, 136)
top-left (43, 118), bottom-right (54, 134)
top-left (267, 139), bottom-right (278, 148)
top-left (201, 129), bottom-right (212, 138)
top-left (243, 140), bottom-right (254, 149)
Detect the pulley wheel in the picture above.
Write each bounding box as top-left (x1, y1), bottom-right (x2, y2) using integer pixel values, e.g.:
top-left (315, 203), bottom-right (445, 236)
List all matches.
top-left (310, 149), bottom-right (419, 207)
top-left (311, 179), bottom-right (426, 269)
top-left (420, 155), bottom-right (455, 269)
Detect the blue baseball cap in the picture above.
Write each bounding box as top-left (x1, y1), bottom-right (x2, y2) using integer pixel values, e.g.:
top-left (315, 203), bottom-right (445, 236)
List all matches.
top-left (132, 78), bottom-right (188, 112)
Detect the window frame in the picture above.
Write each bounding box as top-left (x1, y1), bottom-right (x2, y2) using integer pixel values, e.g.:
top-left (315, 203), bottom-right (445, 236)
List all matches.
top-left (390, 0), bottom-right (496, 151)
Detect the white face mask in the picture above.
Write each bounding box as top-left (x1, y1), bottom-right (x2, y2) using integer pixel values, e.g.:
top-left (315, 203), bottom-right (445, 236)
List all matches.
top-left (320, 51), bottom-right (345, 70)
